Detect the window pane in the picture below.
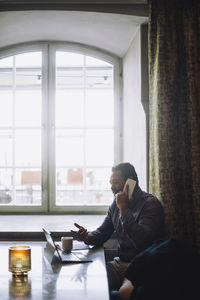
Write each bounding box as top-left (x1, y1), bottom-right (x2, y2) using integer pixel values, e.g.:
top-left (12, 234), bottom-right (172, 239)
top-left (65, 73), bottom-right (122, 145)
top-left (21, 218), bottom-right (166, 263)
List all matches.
top-left (85, 190), bottom-right (113, 205)
top-left (15, 52), bottom-right (42, 68)
top-left (56, 167), bottom-right (113, 205)
top-left (0, 71), bottom-right (13, 87)
top-left (86, 167), bottom-right (110, 189)
top-left (15, 130), bottom-right (41, 167)
top-left (56, 68), bottom-right (83, 89)
top-left (56, 90), bottom-right (84, 127)
top-left (86, 90), bottom-right (114, 127)
top-left (85, 167), bottom-right (113, 205)
top-left (86, 56), bottom-right (112, 67)
top-left (0, 92), bottom-right (13, 126)
top-left (56, 129), bottom-right (84, 166)
top-left (0, 130), bottom-right (13, 166)
top-left (86, 67), bottom-right (113, 89)
top-left (0, 56), bottom-right (13, 87)
top-left (0, 168), bottom-right (13, 205)
top-left (15, 168), bottom-right (41, 205)
top-left (0, 56), bottom-right (13, 68)
top-left (56, 168), bottom-right (84, 205)
top-left (56, 53), bottom-right (84, 89)
top-left (15, 91), bottom-right (41, 127)
top-left (86, 129), bottom-right (114, 165)
top-left (16, 70), bottom-right (42, 89)
top-left (0, 168), bottom-right (42, 206)
top-left (56, 52), bottom-right (84, 67)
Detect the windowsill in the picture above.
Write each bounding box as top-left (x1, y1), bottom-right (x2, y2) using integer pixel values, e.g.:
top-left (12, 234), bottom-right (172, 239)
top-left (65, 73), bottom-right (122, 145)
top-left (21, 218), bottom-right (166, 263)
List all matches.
top-left (0, 214), bottom-right (106, 241)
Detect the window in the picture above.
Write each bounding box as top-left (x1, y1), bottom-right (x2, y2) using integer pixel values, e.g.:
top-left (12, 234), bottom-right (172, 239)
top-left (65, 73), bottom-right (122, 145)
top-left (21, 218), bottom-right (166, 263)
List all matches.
top-left (0, 43), bottom-right (121, 212)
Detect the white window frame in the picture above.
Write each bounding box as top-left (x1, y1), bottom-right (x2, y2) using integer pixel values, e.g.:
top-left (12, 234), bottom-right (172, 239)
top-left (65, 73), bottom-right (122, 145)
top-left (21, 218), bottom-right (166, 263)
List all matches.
top-left (0, 42), bottom-right (122, 213)
top-left (0, 42), bottom-right (48, 212)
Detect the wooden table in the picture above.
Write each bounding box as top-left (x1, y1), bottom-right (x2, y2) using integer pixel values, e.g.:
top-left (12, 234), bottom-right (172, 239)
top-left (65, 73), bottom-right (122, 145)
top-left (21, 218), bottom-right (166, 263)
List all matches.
top-left (0, 241), bottom-right (110, 300)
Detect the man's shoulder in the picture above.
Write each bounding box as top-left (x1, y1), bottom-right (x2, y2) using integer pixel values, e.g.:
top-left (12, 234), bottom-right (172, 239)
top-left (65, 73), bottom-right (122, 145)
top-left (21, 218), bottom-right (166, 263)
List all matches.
top-left (134, 188), bottom-right (163, 211)
top-left (138, 188), bottom-right (161, 204)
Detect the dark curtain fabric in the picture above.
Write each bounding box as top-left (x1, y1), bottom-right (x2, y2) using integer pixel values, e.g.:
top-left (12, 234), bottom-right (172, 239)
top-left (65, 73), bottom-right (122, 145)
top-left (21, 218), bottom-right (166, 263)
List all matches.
top-left (148, 0), bottom-right (200, 251)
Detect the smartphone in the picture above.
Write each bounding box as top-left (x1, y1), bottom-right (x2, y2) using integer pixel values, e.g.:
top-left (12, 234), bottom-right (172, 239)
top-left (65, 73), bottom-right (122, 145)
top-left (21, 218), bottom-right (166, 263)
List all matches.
top-left (123, 178), bottom-right (136, 200)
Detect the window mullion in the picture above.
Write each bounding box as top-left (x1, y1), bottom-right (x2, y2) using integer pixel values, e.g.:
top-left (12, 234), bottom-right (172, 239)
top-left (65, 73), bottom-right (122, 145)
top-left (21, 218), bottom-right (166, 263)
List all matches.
top-left (12, 55), bottom-right (16, 205)
top-left (83, 55), bottom-right (87, 205)
top-left (48, 45), bottom-right (56, 211)
top-left (41, 43), bottom-right (49, 212)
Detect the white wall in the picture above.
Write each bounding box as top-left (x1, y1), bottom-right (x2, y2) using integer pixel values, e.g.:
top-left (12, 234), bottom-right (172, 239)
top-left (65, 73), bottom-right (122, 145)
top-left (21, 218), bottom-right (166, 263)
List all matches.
top-left (0, 11), bottom-right (146, 57)
top-left (123, 27), bottom-right (147, 190)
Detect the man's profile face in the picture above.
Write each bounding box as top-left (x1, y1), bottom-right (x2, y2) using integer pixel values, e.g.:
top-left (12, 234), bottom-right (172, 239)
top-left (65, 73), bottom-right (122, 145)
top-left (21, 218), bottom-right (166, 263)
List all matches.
top-left (110, 170), bottom-right (126, 195)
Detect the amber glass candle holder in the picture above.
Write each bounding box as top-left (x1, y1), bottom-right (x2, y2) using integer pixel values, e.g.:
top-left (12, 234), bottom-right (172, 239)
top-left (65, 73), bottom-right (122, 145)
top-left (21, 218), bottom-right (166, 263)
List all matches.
top-left (9, 246), bottom-right (31, 277)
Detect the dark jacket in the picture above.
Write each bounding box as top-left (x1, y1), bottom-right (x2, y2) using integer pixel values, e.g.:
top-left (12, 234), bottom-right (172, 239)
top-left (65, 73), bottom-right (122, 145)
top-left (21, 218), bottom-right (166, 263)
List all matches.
top-left (88, 186), bottom-right (166, 262)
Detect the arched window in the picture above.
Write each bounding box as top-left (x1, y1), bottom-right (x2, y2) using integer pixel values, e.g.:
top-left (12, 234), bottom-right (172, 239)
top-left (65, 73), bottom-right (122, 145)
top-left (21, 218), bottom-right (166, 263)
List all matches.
top-left (0, 42), bottom-right (121, 212)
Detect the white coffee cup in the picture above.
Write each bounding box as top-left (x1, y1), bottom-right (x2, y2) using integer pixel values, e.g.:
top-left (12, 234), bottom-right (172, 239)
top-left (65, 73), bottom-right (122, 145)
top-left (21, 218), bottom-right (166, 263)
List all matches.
top-left (61, 237), bottom-right (73, 252)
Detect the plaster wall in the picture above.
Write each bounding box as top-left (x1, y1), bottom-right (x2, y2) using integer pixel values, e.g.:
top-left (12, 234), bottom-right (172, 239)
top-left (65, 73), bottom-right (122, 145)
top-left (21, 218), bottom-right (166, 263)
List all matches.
top-left (123, 28), bottom-right (147, 190)
top-left (0, 10), bottom-right (146, 57)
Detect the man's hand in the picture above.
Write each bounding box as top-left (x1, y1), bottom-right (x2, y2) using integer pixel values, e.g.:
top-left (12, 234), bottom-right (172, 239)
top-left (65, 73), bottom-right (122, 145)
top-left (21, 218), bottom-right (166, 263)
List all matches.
top-left (119, 278), bottom-right (134, 300)
top-left (71, 223), bottom-right (89, 243)
top-left (115, 184), bottom-right (129, 212)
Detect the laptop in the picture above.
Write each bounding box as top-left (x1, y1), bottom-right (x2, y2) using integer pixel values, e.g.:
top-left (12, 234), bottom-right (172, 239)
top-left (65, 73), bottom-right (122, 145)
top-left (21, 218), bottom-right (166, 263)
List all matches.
top-left (42, 228), bottom-right (92, 264)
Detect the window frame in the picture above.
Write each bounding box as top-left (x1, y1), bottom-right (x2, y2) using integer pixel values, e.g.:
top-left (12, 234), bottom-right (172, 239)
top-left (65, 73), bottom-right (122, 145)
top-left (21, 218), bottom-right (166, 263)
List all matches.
top-left (0, 42), bottom-right (48, 213)
top-left (0, 42), bottom-right (122, 213)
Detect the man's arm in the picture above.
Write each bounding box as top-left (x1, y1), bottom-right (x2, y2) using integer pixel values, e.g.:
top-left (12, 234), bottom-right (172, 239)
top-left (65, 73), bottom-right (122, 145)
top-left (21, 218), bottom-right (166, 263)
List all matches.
top-left (87, 205), bottom-right (115, 245)
top-left (71, 203), bottom-right (115, 246)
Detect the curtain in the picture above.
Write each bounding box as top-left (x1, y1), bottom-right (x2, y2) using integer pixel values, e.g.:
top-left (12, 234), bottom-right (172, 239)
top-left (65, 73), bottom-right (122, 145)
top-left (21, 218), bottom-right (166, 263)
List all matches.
top-left (148, 0), bottom-right (200, 250)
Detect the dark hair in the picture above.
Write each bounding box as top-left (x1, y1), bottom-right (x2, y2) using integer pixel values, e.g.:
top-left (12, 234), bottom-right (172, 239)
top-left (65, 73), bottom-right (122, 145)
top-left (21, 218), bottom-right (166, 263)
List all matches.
top-left (112, 162), bottom-right (139, 184)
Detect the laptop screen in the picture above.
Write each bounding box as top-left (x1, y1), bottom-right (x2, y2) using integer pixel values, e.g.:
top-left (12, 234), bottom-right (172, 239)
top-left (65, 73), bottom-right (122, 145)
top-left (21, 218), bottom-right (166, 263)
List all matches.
top-left (43, 228), bottom-right (56, 249)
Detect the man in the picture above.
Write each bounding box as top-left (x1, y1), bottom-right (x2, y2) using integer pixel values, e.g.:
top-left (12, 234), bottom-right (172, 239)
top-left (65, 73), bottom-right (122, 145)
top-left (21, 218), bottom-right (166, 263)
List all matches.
top-left (71, 162), bottom-right (166, 291)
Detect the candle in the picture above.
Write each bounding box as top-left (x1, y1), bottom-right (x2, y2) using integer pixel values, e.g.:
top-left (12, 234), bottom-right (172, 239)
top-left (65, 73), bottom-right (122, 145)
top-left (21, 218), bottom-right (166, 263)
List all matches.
top-left (9, 246), bottom-right (31, 276)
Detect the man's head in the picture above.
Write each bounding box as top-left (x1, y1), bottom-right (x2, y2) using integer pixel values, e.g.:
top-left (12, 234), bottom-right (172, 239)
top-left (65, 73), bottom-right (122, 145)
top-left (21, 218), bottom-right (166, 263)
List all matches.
top-left (110, 162), bottom-right (138, 195)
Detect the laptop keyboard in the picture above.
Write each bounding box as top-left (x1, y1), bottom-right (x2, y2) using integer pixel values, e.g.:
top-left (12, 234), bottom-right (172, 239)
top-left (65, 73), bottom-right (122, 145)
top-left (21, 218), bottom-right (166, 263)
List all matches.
top-left (61, 250), bottom-right (90, 261)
